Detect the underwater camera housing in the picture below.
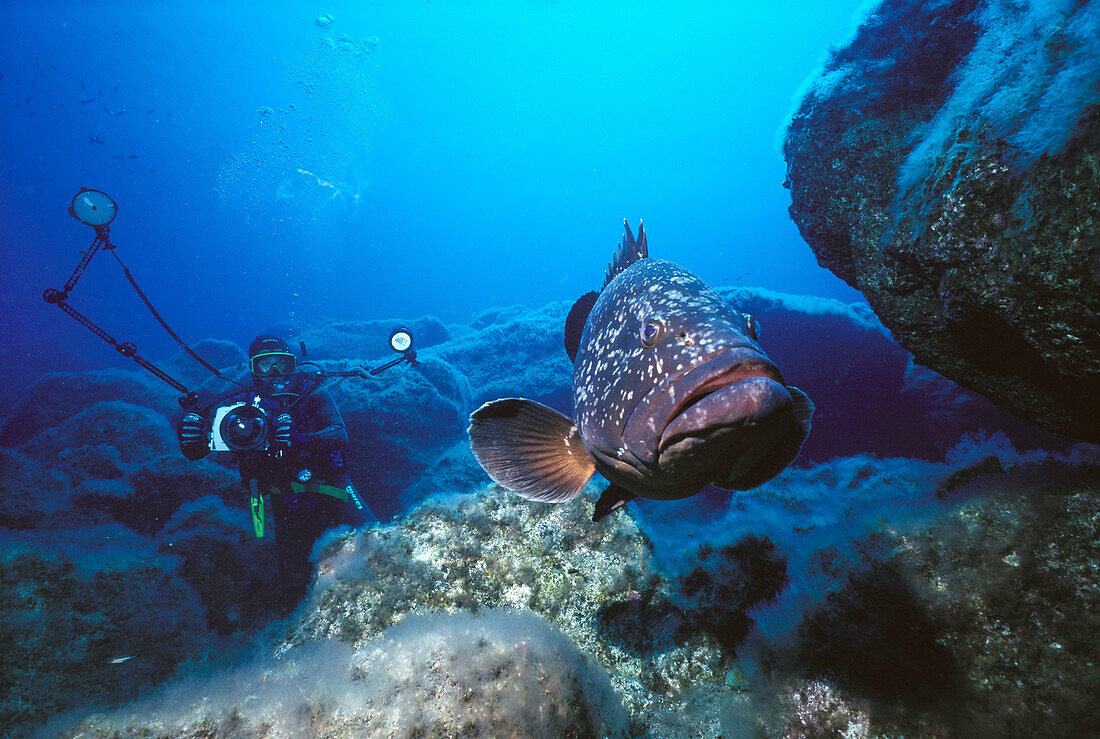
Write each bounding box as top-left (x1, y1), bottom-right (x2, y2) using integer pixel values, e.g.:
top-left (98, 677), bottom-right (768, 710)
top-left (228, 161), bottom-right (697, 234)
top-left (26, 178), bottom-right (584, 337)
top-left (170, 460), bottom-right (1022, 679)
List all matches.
top-left (210, 398), bottom-right (271, 452)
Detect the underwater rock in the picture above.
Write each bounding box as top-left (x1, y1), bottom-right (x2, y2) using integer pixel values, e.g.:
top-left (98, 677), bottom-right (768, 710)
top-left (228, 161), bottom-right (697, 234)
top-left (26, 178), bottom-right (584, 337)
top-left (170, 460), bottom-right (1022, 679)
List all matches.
top-left (0, 525), bottom-right (209, 733)
top-left (52, 443), bottom-right (125, 486)
top-left (794, 562), bottom-right (962, 707)
top-left (399, 438), bottom-right (495, 504)
top-left (162, 338), bottom-right (247, 388)
top-left (326, 355), bottom-right (469, 519)
top-left (753, 459), bottom-right (1100, 734)
top-left (677, 535), bottom-right (789, 652)
top-left (716, 287), bottom-right (1067, 461)
top-left (772, 679), bottom-right (871, 739)
top-left (365, 611), bottom-right (626, 736)
top-left (889, 472), bottom-right (1100, 735)
top-left (62, 611), bottom-right (629, 738)
top-left (286, 485), bottom-right (732, 733)
top-left (0, 448), bottom-right (63, 530)
top-left (124, 455), bottom-right (242, 535)
top-left (782, 0), bottom-right (1100, 441)
top-left (0, 370), bottom-right (176, 447)
top-left (343, 610), bottom-right (629, 738)
top-left (432, 301), bottom-right (574, 410)
top-left (68, 478), bottom-right (138, 527)
top-left (18, 400), bottom-right (176, 468)
top-left (155, 496), bottom-right (280, 633)
top-left (286, 314), bottom-right (453, 361)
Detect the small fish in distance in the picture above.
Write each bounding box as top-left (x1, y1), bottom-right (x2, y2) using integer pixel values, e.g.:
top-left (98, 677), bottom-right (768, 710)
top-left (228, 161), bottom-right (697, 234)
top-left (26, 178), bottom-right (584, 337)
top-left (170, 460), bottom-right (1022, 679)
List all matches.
top-left (468, 220), bottom-right (813, 521)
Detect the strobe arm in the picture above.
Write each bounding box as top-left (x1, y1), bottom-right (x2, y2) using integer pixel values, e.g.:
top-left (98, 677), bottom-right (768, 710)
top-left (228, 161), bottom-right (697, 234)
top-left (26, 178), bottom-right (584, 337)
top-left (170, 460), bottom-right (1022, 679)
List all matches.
top-left (42, 292), bottom-right (196, 405)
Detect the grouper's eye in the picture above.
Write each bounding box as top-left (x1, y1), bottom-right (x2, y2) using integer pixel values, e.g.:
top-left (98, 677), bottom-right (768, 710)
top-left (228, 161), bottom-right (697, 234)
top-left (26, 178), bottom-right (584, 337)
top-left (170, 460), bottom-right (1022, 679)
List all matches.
top-left (742, 313), bottom-right (760, 341)
top-left (640, 317), bottom-right (664, 348)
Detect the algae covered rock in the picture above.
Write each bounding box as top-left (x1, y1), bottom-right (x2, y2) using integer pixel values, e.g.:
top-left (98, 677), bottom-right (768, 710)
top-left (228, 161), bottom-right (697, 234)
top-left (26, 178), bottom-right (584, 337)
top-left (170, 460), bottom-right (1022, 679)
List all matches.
top-left (0, 370), bottom-right (176, 446)
top-left (18, 400), bottom-right (176, 468)
top-left (0, 525), bottom-right (209, 731)
top-left (755, 459), bottom-right (1100, 735)
top-left (62, 611), bottom-right (629, 739)
top-left (155, 495), bottom-right (280, 633)
top-left (125, 455), bottom-right (241, 534)
top-left (885, 471), bottom-right (1100, 735)
top-left (162, 338), bottom-right (247, 388)
top-left (783, 0), bottom-right (1100, 441)
top-left (343, 610), bottom-right (629, 738)
top-left (289, 314), bottom-right (453, 361)
top-left (288, 485), bottom-right (733, 732)
top-left (325, 354), bottom-right (470, 518)
top-left (432, 301), bottom-right (573, 409)
top-left (0, 448), bottom-right (63, 530)
top-left (715, 287), bottom-right (1067, 461)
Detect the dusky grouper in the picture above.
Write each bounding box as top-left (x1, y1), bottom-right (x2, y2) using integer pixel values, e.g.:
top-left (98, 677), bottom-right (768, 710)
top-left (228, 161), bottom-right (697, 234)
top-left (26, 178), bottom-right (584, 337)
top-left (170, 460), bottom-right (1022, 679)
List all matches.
top-left (468, 220), bottom-right (813, 521)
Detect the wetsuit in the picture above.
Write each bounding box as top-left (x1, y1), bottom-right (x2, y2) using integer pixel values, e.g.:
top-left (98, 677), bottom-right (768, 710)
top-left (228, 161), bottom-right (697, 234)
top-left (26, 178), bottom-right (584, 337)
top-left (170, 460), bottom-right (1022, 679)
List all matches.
top-left (178, 373), bottom-right (375, 611)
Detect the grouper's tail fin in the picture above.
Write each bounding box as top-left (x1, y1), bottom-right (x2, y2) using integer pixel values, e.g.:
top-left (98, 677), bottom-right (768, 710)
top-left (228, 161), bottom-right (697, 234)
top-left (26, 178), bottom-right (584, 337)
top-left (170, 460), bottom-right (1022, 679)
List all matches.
top-left (468, 399), bottom-right (595, 502)
top-left (604, 219), bottom-right (648, 288)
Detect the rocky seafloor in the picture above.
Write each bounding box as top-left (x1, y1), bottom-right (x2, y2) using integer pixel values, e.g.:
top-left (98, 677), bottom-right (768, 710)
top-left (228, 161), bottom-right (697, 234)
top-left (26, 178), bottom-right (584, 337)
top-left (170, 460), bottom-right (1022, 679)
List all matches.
top-left (2, 288), bottom-right (1097, 736)
top-left (41, 452), bottom-right (1100, 737)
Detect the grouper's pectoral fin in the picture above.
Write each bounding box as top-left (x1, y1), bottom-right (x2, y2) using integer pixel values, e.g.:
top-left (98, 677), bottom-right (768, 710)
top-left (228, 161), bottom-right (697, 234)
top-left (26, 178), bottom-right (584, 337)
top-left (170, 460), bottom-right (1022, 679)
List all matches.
top-left (592, 484), bottom-right (637, 522)
top-left (468, 398), bottom-right (595, 502)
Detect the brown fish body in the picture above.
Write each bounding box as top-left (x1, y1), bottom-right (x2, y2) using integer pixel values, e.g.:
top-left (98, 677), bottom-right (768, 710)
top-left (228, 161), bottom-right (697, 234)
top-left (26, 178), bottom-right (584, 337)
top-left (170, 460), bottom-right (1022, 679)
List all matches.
top-left (469, 221), bottom-right (812, 520)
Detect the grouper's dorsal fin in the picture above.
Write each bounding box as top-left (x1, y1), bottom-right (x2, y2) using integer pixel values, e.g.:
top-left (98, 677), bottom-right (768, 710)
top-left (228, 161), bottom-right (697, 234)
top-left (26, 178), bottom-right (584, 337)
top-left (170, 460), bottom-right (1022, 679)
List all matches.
top-left (603, 219), bottom-right (648, 288)
top-left (565, 291), bottom-right (599, 362)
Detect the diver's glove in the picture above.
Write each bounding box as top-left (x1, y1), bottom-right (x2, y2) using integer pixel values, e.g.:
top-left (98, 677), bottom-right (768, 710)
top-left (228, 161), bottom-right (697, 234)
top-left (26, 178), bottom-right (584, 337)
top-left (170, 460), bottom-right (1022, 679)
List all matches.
top-left (178, 413), bottom-right (206, 446)
top-left (271, 413), bottom-right (294, 455)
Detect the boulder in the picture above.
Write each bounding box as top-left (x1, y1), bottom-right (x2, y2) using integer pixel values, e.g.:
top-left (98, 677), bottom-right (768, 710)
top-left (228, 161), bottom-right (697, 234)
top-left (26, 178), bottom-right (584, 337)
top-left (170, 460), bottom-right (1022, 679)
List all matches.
top-left (62, 611), bottom-right (629, 738)
top-left (162, 338), bottom-right (248, 389)
top-left (52, 443), bottom-right (125, 486)
top-left (18, 401), bottom-right (176, 469)
top-left (719, 287), bottom-right (1071, 462)
top-left (0, 525), bottom-right (209, 733)
top-left (325, 355), bottom-right (469, 519)
top-left (155, 496), bottom-right (280, 633)
top-left (431, 301), bottom-right (573, 411)
top-left (782, 0), bottom-right (1100, 441)
top-left (0, 370), bottom-right (176, 447)
top-left (0, 449), bottom-right (64, 530)
top-left (124, 456), bottom-right (242, 535)
top-left (288, 314), bottom-right (453, 361)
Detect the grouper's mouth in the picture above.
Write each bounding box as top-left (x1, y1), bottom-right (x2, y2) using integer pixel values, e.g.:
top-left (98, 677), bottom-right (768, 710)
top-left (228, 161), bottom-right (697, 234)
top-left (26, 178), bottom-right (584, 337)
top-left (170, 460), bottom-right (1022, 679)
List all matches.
top-left (621, 346), bottom-right (793, 475)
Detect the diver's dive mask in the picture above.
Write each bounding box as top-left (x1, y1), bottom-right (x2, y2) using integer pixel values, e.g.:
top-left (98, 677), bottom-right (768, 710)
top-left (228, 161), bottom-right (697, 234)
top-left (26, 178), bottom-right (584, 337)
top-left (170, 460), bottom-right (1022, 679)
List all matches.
top-left (250, 352), bottom-right (297, 378)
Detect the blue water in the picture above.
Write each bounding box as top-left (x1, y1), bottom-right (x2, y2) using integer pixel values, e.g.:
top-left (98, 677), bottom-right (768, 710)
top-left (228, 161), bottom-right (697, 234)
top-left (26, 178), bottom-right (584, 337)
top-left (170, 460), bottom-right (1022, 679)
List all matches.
top-left (1, 1), bottom-right (864, 385)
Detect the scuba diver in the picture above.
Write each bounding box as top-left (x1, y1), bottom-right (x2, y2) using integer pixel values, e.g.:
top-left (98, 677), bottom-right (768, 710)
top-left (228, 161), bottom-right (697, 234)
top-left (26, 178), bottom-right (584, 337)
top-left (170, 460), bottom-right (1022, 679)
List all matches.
top-left (176, 334), bottom-right (377, 612)
top-left (46, 189), bottom-right (418, 614)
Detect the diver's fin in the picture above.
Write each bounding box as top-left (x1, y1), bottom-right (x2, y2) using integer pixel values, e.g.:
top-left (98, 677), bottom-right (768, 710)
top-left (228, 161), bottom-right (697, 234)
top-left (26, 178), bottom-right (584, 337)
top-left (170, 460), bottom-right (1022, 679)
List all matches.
top-left (787, 386), bottom-right (814, 437)
top-left (468, 398), bottom-right (595, 502)
top-left (603, 219), bottom-right (648, 288)
top-left (565, 291), bottom-right (599, 362)
top-left (592, 484), bottom-right (637, 522)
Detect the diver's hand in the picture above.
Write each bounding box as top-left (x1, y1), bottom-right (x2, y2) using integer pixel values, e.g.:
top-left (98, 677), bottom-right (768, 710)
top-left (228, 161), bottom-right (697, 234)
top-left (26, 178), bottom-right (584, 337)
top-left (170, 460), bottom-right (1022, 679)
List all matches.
top-left (271, 413), bottom-right (294, 455)
top-left (178, 413), bottom-right (206, 445)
